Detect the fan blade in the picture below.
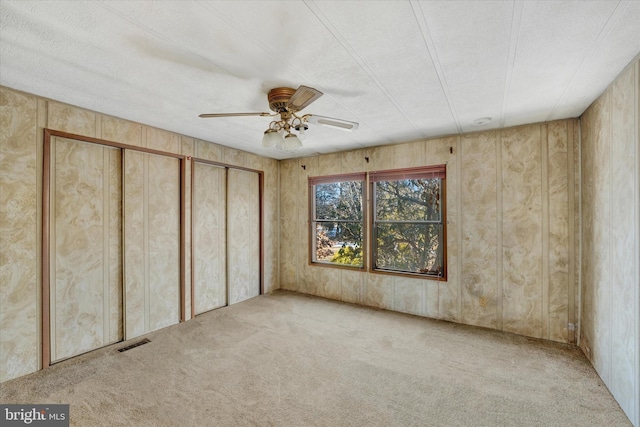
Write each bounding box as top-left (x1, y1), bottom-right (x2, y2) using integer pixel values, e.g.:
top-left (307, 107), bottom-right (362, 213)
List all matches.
top-left (306, 115), bottom-right (359, 131)
top-left (199, 112), bottom-right (271, 118)
top-left (287, 86), bottom-right (323, 111)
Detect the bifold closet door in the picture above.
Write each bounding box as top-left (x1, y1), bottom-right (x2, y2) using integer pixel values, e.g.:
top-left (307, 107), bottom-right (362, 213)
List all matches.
top-left (49, 137), bottom-right (122, 362)
top-left (123, 150), bottom-right (180, 339)
top-left (192, 162), bottom-right (227, 314)
top-left (227, 168), bottom-right (260, 304)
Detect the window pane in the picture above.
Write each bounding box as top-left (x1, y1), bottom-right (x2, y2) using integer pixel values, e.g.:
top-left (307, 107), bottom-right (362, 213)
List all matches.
top-left (315, 222), bottom-right (363, 267)
top-left (315, 181), bottom-right (363, 221)
top-left (375, 223), bottom-right (443, 275)
top-left (375, 179), bottom-right (440, 221)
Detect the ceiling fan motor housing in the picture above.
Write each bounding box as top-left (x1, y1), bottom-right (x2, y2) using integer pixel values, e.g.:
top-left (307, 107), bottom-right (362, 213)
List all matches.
top-left (268, 87), bottom-right (297, 112)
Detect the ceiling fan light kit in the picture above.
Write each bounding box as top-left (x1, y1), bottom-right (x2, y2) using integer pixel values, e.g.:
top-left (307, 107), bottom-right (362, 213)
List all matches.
top-left (261, 129), bottom-right (281, 148)
top-left (283, 133), bottom-right (303, 151)
top-left (200, 85), bottom-right (359, 151)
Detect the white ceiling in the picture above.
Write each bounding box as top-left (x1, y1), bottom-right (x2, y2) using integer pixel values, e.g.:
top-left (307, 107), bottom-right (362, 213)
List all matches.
top-left (1, 1), bottom-right (639, 160)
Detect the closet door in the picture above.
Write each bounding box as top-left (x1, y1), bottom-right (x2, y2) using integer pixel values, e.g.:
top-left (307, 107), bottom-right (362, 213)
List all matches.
top-left (49, 137), bottom-right (122, 362)
top-left (124, 150), bottom-right (181, 338)
top-left (192, 162), bottom-right (227, 314)
top-left (227, 168), bottom-right (260, 304)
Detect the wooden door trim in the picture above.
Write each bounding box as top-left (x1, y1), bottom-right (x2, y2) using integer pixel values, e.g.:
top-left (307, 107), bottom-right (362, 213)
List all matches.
top-left (41, 132), bottom-right (51, 368)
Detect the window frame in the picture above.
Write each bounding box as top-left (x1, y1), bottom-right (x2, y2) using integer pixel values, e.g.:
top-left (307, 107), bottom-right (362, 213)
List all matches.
top-left (369, 165), bottom-right (447, 280)
top-left (308, 172), bottom-right (366, 270)
top-left (307, 165), bottom-right (447, 281)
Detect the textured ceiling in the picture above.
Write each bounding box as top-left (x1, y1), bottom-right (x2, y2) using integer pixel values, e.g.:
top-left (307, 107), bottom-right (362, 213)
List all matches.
top-left (1, 1), bottom-right (639, 160)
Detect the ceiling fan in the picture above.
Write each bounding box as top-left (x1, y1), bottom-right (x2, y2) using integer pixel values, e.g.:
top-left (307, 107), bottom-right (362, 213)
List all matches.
top-left (199, 85), bottom-right (359, 151)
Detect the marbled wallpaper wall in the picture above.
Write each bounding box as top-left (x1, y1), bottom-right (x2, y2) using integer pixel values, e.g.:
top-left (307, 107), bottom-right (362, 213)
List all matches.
top-left (580, 57), bottom-right (639, 427)
top-left (0, 85), bottom-right (280, 383)
top-left (280, 119), bottom-right (580, 345)
top-left (0, 88), bottom-right (41, 381)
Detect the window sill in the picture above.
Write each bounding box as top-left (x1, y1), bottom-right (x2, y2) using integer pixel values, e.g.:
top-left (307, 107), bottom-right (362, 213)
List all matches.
top-left (371, 268), bottom-right (447, 281)
top-left (309, 261), bottom-right (366, 271)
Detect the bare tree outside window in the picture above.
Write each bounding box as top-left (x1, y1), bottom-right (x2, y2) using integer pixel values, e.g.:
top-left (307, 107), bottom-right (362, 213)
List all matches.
top-left (373, 177), bottom-right (443, 276)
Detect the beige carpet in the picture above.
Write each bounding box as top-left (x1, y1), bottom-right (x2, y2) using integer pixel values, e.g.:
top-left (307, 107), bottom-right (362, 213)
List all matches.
top-left (0, 290), bottom-right (631, 426)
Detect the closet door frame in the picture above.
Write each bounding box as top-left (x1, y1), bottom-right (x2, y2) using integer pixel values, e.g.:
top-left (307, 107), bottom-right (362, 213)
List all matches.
top-left (41, 129), bottom-right (187, 369)
top-left (190, 158), bottom-right (264, 318)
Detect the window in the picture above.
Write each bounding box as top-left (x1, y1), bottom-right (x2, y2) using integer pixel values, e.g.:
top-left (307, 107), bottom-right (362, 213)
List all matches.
top-left (308, 166), bottom-right (446, 280)
top-left (371, 166), bottom-right (446, 278)
top-left (310, 173), bottom-right (365, 268)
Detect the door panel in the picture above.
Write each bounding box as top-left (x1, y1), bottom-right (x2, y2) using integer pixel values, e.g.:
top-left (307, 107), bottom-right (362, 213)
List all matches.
top-left (122, 150), bottom-right (145, 338)
top-left (124, 150), bottom-right (180, 338)
top-left (50, 137), bottom-right (122, 362)
top-left (193, 162), bottom-right (227, 314)
top-left (227, 168), bottom-right (260, 304)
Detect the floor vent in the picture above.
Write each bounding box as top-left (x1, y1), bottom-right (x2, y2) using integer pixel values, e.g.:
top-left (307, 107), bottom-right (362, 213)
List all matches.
top-left (117, 338), bottom-right (150, 353)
